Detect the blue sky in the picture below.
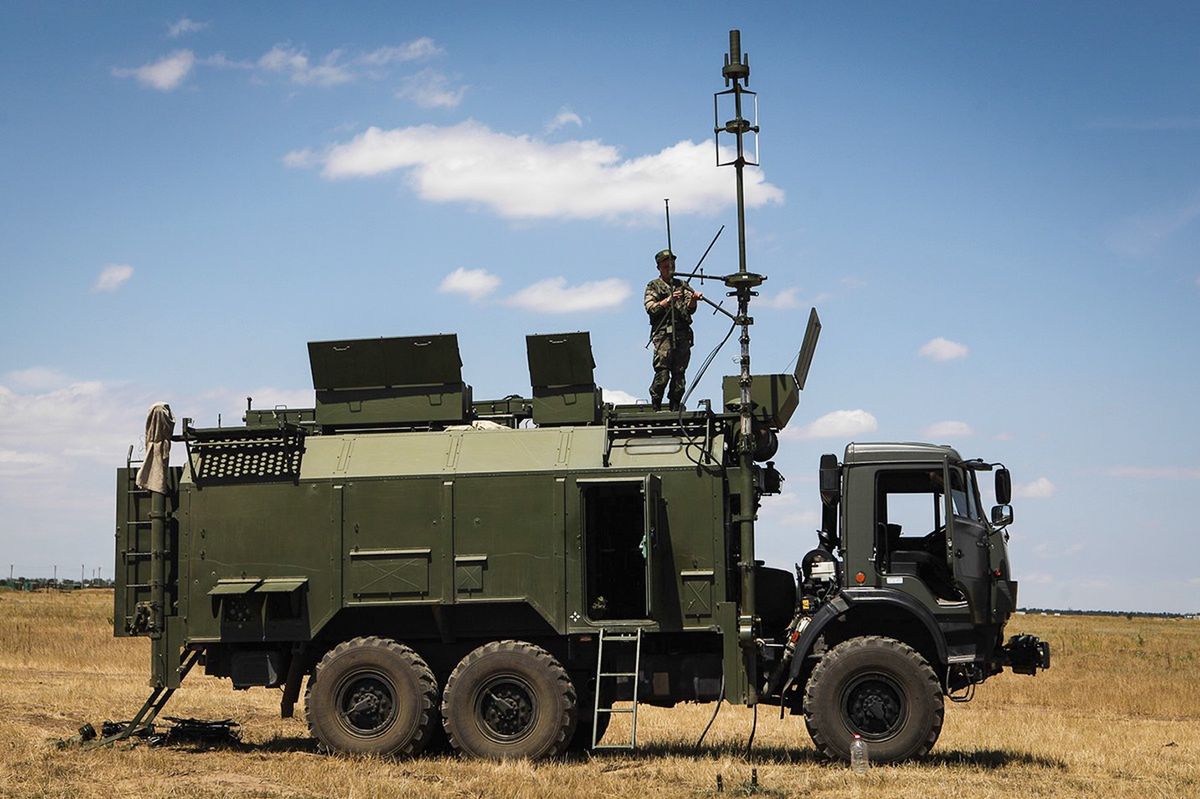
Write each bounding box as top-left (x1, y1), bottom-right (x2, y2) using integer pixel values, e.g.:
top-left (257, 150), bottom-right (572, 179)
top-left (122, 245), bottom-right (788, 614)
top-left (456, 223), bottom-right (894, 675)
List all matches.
top-left (1, 3), bottom-right (1197, 612)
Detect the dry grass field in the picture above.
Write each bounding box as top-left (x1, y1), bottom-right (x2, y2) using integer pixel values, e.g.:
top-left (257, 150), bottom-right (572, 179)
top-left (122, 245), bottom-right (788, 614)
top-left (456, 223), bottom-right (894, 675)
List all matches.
top-left (0, 589), bottom-right (1196, 798)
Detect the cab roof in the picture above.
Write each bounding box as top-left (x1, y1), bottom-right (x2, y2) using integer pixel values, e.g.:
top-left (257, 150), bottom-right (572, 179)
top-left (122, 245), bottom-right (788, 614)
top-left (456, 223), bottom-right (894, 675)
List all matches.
top-left (843, 442), bottom-right (964, 465)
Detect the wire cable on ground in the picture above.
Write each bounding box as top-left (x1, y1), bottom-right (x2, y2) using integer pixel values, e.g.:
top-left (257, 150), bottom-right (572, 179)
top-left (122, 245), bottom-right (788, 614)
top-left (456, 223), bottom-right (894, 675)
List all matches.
top-left (744, 702), bottom-right (757, 760)
top-left (694, 673), bottom-right (726, 748)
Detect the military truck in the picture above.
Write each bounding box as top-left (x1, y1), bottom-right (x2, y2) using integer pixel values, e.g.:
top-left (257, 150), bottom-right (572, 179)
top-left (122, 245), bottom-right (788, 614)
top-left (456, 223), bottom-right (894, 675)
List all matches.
top-left (111, 326), bottom-right (1048, 762)
top-left (107, 29), bottom-right (1047, 762)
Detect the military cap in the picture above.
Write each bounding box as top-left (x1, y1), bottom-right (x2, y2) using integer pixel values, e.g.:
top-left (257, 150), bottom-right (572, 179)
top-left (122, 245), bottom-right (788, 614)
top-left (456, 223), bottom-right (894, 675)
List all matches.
top-left (655, 248), bottom-right (676, 264)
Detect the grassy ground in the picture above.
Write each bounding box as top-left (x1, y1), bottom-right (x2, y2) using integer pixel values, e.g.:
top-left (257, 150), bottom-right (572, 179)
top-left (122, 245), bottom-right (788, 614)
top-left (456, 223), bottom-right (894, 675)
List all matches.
top-left (0, 590), bottom-right (1196, 798)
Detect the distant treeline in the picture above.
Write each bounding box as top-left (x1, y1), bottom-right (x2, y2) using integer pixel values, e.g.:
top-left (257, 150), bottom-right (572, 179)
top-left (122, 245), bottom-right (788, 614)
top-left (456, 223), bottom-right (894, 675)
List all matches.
top-left (1, 578), bottom-right (116, 591)
top-left (1, 581), bottom-right (1194, 618)
top-left (1019, 607), bottom-right (1198, 620)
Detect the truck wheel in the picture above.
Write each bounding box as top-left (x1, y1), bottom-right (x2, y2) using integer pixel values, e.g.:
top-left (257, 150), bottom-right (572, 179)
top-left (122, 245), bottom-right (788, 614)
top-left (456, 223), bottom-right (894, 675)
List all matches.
top-left (305, 636), bottom-right (439, 757)
top-left (803, 635), bottom-right (943, 763)
top-left (442, 640), bottom-right (577, 759)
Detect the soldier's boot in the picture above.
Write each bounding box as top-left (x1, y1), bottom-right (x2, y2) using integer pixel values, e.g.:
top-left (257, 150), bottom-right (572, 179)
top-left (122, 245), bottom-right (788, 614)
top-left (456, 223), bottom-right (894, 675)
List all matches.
top-left (650, 395), bottom-right (663, 412)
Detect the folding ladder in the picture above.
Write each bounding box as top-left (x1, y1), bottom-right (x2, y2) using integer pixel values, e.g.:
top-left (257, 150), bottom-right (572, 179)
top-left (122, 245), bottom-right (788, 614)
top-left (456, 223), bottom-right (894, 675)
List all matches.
top-left (592, 628), bottom-right (643, 750)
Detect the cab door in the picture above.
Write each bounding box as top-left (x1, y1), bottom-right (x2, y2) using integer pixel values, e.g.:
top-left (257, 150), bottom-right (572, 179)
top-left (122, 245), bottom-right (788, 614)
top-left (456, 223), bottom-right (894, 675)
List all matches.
top-left (945, 461), bottom-right (990, 625)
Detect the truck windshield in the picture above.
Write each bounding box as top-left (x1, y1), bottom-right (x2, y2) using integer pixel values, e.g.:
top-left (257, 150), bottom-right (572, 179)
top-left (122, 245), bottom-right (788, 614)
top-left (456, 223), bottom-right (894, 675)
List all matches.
top-left (950, 468), bottom-right (980, 521)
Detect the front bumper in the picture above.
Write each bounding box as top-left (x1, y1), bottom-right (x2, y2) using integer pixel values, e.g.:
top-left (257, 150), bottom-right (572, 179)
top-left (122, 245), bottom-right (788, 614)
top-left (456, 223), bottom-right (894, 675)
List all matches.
top-left (1001, 633), bottom-right (1051, 675)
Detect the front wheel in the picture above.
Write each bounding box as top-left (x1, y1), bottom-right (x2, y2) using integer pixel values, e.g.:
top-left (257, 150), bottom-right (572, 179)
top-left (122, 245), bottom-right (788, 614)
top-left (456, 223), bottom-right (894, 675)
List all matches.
top-left (802, 635), bottom-right (943, 763)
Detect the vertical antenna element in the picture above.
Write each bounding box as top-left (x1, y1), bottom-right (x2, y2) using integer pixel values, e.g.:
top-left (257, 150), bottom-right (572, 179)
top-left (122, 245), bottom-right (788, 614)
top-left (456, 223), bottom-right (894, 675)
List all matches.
top-left (714, 28), bottom-right (766, 705)
top-left (664, 198), bottom-right (673, 254)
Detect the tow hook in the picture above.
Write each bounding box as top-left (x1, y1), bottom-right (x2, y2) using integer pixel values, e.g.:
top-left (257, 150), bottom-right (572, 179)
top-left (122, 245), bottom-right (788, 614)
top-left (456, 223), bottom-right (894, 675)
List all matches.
top-left (1002, 634), bottom-right (1051, 674)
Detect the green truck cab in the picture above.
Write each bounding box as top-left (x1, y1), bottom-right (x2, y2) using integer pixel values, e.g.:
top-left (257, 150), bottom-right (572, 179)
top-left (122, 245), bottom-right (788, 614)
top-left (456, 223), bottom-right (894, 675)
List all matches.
top-left (112, 330), bottom-right (1048, 761)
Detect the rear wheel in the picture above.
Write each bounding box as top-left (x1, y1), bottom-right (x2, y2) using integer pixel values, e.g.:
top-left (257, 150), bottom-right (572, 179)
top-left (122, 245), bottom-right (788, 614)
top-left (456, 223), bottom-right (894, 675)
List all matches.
top-left (442, 640), bottom-right (576, 759)
top-left (305, 636), bottom-right (439, 757)
top-left (803, 635), bottom-right (943, 762)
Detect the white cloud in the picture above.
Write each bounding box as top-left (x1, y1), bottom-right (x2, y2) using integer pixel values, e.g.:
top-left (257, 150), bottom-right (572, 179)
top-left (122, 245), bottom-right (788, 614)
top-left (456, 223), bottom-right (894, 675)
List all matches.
top-left (201, 52), bottom-right (254, 70)
top-left (757, 492), bottom-right (822, 529)
top-left (1014, 477), bottom-right (1057, 498)
top-left (438, 267), bottom-right (501, 302)
top-left (0, 374), bottom-right (317, 574)
top-left (786, 409), bottom-right (878, 440)
top-left (293, 121), bottom-right (784, 222)
top-left (359, 38), bottom-right (442, 66)
top-left (116, 37), bottom-right (440, 96)
top-left (4, 367), bottom-right (70, 392)
top-left (92, 264), bottom-right (134, 293)
top-left (923, 420), bottom-right (973, 438)
top-left (395, 69), bottom-right (467, 108)
top-left (602, 389), bottom-right (639, 405)
top-left (758, 287), bottom-right (800, 310)
top-left (282, 148), bottom-right (318, 168)
top-left (1108, 194), bottom-right (1200, 257)
top-left (167, 17), bottom-right (208, 38)
top-left (546, 107), bottom-right (583, 133)
top-left (113, 50), bottom-right (195, 91)
top-left (918, 337), bottom-right (968, 361)
top-left (506, 277), bottom-right (630, 313)
top-left (1107, 466), bottom-right (1200, 480)
top-left (259, 45), bottom-right (353, 86)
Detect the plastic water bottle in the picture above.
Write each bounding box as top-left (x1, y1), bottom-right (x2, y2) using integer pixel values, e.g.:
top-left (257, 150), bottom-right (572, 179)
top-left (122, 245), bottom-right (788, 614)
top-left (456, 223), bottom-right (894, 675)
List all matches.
top-left (850, 734), bottom-right (869, 774)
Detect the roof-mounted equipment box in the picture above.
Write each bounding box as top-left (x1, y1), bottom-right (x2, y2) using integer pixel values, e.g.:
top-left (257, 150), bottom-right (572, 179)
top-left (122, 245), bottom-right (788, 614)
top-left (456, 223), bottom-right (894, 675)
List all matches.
top-left (308, 334), bottom-right (471, 427)
top-left (526, 332), bottom-right (602, 426)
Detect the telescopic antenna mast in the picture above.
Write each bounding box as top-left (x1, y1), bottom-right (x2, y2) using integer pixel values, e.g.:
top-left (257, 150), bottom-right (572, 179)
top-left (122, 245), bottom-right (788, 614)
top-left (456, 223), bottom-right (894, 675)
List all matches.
top-left (716, 28), bottom-right (765, 704)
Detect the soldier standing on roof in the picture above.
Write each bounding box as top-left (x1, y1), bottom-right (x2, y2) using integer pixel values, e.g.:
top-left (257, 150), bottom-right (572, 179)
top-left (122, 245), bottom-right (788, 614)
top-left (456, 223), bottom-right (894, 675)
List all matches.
top-left (645, 249), bottom-right (703, 411)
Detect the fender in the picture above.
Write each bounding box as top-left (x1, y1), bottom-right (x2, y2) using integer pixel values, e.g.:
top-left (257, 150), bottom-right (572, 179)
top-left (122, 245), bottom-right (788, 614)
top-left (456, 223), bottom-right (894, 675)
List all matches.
top-left (783, 589), bottom-right (949, 688)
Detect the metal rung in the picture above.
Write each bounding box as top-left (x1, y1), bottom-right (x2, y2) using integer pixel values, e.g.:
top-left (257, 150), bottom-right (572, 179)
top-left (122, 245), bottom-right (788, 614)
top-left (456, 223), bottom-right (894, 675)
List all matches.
top-left (126, 520), bottom-right (152, 526)
top-left (592, 628), bottom-right (643, 751)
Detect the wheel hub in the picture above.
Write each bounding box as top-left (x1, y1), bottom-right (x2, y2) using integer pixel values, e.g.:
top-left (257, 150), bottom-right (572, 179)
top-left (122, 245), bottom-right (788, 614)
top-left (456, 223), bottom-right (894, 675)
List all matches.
top-left (476, 677), bottom-right (536, 742)
top-left (336, 673), bottom-right (397, 738)
top-left (842, 674), bottom-right (905, 740)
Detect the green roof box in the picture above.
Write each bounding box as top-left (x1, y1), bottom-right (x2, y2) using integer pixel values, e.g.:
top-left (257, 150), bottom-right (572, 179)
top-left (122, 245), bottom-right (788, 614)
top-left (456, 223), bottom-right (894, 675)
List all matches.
top-left (308, 334), bottom-right (471, 427)
top-left (526, 332), bottom-right (602, 426)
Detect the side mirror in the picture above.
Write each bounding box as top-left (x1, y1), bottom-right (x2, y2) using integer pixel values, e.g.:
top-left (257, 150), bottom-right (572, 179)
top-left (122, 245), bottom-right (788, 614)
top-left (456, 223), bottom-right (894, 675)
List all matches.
top-left (819, 453), bottom-right (841, 506)
top-left (995, 468), bottom-right (1012, 505)
top-left (991, 504), bottom-right (1013, 526)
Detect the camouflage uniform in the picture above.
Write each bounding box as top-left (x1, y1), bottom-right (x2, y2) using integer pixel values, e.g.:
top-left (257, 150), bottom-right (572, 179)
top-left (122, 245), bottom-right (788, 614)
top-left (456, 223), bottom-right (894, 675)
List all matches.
top-left (644, 276), bottom-right (696, 410)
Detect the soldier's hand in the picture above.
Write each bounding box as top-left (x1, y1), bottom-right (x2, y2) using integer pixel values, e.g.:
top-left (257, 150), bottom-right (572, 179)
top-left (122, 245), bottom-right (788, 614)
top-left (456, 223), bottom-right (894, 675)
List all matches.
top-left (694, 291), bottom-right (704, 302)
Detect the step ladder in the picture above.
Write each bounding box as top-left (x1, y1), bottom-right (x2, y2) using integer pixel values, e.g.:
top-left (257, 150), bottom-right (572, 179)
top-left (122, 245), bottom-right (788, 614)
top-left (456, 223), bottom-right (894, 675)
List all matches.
top-left (592, 628), bottom-right (643, 750)
top-left (85, 648), bottom-right (200, 749)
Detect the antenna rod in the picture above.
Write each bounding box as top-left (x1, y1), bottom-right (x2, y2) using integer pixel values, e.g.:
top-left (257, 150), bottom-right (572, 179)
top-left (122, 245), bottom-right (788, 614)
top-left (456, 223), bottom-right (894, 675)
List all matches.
top-left (664, 198), bottom-right (673, 254)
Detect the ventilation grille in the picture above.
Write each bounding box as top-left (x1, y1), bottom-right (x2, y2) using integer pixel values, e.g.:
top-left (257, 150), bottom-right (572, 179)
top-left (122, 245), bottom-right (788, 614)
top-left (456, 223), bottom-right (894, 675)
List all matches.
top-left (192, 433), bottom-right (303, 485)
